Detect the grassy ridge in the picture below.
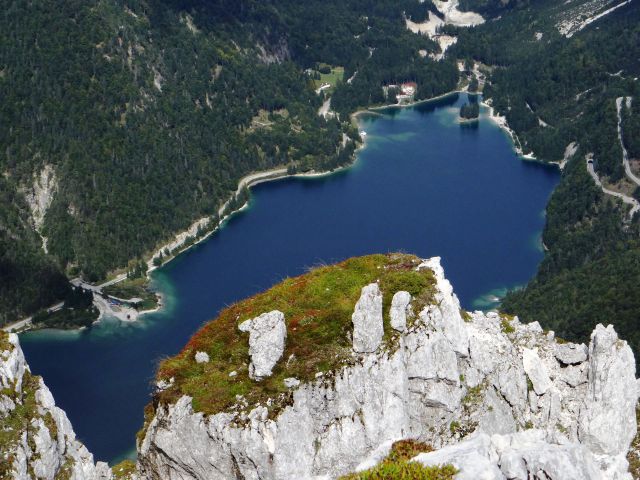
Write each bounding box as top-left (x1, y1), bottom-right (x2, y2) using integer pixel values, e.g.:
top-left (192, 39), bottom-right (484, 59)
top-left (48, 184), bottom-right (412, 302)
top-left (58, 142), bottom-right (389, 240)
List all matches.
top-left (154, 253), bottom-right (435, 416)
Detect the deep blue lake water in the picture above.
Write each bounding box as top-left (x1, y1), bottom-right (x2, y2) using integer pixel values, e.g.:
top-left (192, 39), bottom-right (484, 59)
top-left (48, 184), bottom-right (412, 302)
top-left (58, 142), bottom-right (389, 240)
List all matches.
top-left (19, 93), bottom-right (559, 463)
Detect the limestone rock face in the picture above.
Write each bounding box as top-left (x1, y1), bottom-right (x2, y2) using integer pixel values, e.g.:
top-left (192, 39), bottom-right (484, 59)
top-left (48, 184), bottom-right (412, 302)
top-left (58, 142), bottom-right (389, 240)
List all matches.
top-left (0, 333), bottom-right (111, 480)
top-left (555, 343), bottom-right (588, 365)
top-left (418, 257), bottom-right (469, 356)
top-left (578, 324), bottom-right (638, 457)
top-left (414, 431), bottom-right (605, 480)
top-left (138, 257), bottom-right (638, 480)
top-left (239, 310), bottom-right (287, 380)
top-left (351, 283), bottom-right (383, 353)
top-left (390, 291), bottom-right (411, 332)
top-left (522, 347), bottom-right (552, 395)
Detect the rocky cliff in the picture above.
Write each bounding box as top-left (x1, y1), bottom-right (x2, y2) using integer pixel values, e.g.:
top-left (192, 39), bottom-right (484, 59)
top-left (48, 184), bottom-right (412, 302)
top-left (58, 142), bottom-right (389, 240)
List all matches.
top-left (137, 254), bottom-right (639, 479)
top-left (0, 332), bottom-right (111, 480)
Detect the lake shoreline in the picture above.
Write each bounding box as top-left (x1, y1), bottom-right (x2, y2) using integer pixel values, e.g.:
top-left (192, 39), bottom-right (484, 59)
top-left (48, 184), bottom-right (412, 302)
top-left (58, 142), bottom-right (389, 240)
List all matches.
top-left (11, 88), bottom-right (550, 333)
top-left (18, 91), bottom-right (560, 463)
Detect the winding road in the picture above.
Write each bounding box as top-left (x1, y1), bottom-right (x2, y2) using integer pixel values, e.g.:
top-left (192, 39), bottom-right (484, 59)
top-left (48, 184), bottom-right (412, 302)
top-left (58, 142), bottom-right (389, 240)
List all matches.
top-left (616, 96), bottom-right (640, 187)
top-left (586, 154), bottom-right (640, 219)
top-left (583, 97), bottom-right (639, 221)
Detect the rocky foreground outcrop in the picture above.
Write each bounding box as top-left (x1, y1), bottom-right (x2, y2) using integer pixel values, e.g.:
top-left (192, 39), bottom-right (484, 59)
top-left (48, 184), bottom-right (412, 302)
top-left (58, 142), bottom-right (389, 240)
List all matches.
top-left (0, 333), bottom-right (112, 480)
top-left (137, 256), bottom-right (639, 480)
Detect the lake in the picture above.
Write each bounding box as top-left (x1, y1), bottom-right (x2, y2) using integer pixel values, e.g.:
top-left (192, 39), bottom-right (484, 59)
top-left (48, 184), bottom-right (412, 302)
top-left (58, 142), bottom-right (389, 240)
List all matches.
top-left (19, 93), bottom-right (559, 463)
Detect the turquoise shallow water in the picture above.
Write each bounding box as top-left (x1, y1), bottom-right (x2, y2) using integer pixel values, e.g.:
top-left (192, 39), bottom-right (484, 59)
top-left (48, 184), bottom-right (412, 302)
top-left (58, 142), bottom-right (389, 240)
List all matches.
top-left (19, 93), bottom-right (559, 462)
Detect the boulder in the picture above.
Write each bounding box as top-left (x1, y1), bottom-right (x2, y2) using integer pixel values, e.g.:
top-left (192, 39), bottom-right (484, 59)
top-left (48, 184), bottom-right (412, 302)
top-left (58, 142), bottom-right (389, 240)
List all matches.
top-left (239, 310), bottom-right (287, 380)
top-left (283, 378), bottom-right (300, 388)
top-left (390, 291), bottom-right (412, 332)
top-left (554, 343), bottom-right (588, 365)
top-left (351, 283), bottom-right (383, 353)
top-left (194, 351), bottom-right (210, 363)
top-left (522, 347), bottom-right (552, 395)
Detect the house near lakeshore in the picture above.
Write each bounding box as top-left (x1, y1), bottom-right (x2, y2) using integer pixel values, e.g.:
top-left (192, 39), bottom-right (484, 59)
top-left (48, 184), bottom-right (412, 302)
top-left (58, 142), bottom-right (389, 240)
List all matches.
top-left (395, 82), bottom-right (418, 104)
top-left (400, 82), bottom-right (417, 96)
top-left (383, 82), bottom-right (418, 104)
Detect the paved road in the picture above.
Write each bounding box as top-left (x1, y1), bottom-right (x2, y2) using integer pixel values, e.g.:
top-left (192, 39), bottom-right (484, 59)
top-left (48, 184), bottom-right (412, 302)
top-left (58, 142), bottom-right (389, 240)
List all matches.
top-left (71, 273), bottom-right (128, 293)
top-left (616, 96), bottom-right (640, 187)
top-left (586, 154), bottom-right (640, 219)
top-left (3, 301), bottom-right (63, 333)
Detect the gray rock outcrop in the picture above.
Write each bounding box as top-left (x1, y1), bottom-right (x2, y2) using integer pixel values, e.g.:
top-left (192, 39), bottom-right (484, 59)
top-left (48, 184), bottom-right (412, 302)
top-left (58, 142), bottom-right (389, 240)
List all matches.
top-left (555, 342), bottom-right (588, 365)
top-left (413, 430), bottom-right (607, 480)
top-left (579, 324), bottom-right (638, 457)
top-left (351, 283), bottom-right (383, 353)
top-left (522, 347), bottom-right (552, 395)
top-left (138, 257), bottom-right (638, 480)
top-left (390, 291), bottom-right (411, 332)
top-left (0, 333), bottom-right (112, 480)
top-left (238, 310), bottom-right (287, 380)
top-left (194, 351), bottom-right (209, 364)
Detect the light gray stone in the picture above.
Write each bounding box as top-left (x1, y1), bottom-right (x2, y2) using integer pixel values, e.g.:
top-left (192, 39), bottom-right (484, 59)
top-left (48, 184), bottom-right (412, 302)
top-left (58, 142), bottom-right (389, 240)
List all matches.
top-left (415, 431), bottom-right (607, 480)
top-left (194, 351), bottom-right (209, 363)
top-left (555, 343), bottom-right (588, 365)
top-left (239, 310), bottom-right (287, 380)
top-left (351, 283), bottom-right (383, 353)
top-left (414, 434), bottom-right (503, 480)
top-left (390, 291), bottom-right (411, 332)
top-left (559, 363), bottom-right (588, 387)
top-left (522, 347), bottom-right (552, 395)
top-left (283, 377), bottom-right (300, 388)
top-left (418, 257), bottom-right (469, 356)
top-left (578, 324), bottom-right (637, 456)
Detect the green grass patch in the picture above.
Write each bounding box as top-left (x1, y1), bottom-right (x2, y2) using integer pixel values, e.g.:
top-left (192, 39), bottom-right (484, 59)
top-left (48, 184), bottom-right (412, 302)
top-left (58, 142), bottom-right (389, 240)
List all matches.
top-left (339, 439), bottom-right (456, 480)
top-left (462, 384), bottom-right (485, 407)
top-left (32, 306), bottom-right (98, 330)
top-left (103, 277), bottom-right (158, 311)
top-left (0, 332), bottom-right (13, 353)
top-left (500, 315), bottom-right (515, 335)
top-left (154, 254), bottom-right (435, 417)
top-left (312, 65), bottom-right (345, 91)
top-left (112, 460), bottom-right (137, 479)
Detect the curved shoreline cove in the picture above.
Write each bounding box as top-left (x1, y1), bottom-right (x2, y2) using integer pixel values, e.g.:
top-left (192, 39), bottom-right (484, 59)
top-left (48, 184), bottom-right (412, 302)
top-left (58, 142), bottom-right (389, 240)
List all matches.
top-left (19, 93), bottom-right (559, 463)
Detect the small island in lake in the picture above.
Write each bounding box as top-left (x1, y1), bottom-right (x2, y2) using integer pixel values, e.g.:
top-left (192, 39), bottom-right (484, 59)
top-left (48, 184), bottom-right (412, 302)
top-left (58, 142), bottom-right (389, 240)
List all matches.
top-left (459, 102), bottom-right (480, 122)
